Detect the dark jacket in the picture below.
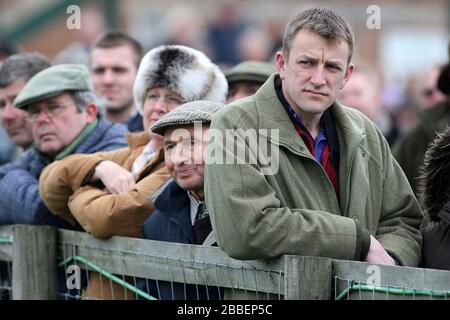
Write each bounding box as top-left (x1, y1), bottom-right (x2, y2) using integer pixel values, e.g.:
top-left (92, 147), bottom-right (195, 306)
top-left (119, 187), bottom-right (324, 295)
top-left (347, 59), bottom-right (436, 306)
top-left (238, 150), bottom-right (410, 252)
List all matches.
top-left (419, 124), bottom-right (450, 270)
top-left (0, 118), bottom-right (127, 227)
top-left (0, 125), bottom-right (15, 164)
top-left (421, 201), bottom-right (450, 270)
top-left (39, 131), bottom-right (168, 239)
top-left (393, 101), bottom-right (450, 196)
top-left (126, 112), bottom-right (144, 133)
top-left (141, 180), bottom-right (222, 300)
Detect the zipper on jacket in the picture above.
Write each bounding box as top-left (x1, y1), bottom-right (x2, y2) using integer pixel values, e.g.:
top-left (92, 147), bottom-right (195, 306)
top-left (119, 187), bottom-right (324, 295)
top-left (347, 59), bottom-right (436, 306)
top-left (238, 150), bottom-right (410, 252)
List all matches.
top-left (342, 132), bottom-right (365, 217)
top-left (275, 139), bottom-right (341, 214)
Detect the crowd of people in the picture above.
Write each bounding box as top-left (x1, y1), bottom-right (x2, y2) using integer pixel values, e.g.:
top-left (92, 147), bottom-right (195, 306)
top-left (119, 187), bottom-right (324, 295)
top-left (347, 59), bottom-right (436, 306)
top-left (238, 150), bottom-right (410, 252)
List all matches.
top-left (0, 7), bottom-right (450, 300)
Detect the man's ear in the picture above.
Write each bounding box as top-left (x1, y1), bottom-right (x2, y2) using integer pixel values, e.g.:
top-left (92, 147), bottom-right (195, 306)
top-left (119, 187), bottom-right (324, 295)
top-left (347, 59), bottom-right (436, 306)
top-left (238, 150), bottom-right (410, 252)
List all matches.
top-left (341, 63), bottom-right (354, 89)
top-left (275, 51), bottom-right (286, 80)
top-left (84, 103), bottom-right (98, 123)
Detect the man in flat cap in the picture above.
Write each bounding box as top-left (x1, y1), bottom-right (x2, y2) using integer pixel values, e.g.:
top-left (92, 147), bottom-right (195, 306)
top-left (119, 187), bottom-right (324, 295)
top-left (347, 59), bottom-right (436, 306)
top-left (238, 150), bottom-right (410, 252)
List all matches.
top-left (225, 60), bottom-right (276, 103)
top-left (39, 45), bottom-right (227, 299)
top-left (0, 64), bottom-right (127, 227)
top-left (39, 45), bottom-right (227, 239)
top-left (141, 100), bottom-right (224, 300)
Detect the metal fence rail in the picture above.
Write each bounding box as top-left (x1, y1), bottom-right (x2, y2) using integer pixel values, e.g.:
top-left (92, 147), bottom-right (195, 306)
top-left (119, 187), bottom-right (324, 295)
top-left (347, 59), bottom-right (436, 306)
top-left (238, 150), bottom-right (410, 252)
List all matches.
top-left (1, 224), bottom-right (450, 300)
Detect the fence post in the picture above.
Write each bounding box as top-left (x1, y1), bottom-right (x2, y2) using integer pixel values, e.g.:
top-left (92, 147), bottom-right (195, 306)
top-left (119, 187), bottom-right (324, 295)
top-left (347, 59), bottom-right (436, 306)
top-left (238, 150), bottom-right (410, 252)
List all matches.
top-left (284, 255), bottom-right (332, 300)
top-left (12, 225), bottom-right (57, 299)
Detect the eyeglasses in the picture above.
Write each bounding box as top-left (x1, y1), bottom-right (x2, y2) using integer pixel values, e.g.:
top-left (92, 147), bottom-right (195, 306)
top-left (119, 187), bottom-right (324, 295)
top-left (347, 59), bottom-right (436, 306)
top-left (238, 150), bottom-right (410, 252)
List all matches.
top-left (145, 93), bottom-right (185, 106)
top-left (26, 103), bottom-right (71, 122)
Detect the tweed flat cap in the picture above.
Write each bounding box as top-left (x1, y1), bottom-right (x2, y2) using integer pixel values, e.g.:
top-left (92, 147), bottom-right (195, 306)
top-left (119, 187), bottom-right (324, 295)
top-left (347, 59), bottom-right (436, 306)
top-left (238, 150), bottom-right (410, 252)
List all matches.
top-left (14, 64), bottom-right (93, 109)
top-left (225, 60), bottom-right (276, 85)
top-left (151, 100), bottom-right (224, 135)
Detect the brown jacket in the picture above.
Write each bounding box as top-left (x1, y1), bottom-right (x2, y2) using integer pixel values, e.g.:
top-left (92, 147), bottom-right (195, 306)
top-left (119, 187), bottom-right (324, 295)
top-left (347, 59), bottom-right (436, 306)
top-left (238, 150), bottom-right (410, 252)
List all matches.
top-left (39, 133), bottom-right (169, 238)
top-left (40, 131), bottom-right (169, 238)
top-left (40, 132), bottom-right (170, 300)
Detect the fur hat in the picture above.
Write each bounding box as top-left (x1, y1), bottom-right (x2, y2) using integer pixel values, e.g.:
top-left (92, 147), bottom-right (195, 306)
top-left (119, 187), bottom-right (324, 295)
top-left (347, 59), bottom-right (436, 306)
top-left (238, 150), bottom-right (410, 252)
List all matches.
top-left (419, 125), bottom-right (450, 221)
top-left (134, 45), bottom-right (228, 114)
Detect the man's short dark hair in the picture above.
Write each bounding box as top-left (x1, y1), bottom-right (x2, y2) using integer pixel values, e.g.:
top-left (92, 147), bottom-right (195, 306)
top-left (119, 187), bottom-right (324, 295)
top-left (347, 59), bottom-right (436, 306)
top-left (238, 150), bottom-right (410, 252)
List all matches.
top-left (282, 7), bottom-right (354, 64)
top-left (91, 30), bottom-right (143, 67)
top-left (0, 52), bottom-right (51, 88)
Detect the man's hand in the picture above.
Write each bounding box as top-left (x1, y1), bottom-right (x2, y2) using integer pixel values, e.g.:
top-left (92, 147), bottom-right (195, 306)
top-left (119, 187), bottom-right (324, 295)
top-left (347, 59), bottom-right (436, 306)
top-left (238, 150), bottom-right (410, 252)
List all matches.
top-left (91, 160), bottom-right (136, 194)
top-left (364, 235), bottom-right (396, 266)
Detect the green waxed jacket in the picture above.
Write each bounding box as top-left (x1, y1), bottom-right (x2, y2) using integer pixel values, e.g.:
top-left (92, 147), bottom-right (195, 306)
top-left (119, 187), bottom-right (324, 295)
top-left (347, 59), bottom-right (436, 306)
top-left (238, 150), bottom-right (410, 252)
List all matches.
top-left (205, 74), bottom-right (423, 267)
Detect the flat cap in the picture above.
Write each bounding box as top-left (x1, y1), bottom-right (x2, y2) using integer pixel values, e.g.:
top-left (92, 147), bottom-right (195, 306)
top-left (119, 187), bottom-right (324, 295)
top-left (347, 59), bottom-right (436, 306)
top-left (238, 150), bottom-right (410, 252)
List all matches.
top-left (225, 60), bottom-right (276, 85)
top-left (14, 64), bottom-right (93, 109)
top-left (151, 100), bottom-right (224, 135)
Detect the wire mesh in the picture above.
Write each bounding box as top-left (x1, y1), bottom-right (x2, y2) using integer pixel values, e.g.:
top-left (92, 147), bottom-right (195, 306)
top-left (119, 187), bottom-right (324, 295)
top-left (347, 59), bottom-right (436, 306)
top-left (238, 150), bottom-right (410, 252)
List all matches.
top-left (333, 275), bottom-right (450, 300)
top-left (6, 225), bottom-right (450, 301)
top-left (57, 239), bottom-right (284, 300)
top-left (0, 261), bottom-right (12, 300)
top-left (0, 234), bottom-right (13, 300)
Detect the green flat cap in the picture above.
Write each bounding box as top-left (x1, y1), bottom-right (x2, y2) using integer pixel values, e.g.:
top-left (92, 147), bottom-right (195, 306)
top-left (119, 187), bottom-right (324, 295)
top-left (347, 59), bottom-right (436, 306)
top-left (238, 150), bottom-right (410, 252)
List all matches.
top-left (151, 100), bottom-right (224, 135)
top-left (14, 64), bottom-right (93, 109)
top-left (225, 60), bottom-right (277, 85)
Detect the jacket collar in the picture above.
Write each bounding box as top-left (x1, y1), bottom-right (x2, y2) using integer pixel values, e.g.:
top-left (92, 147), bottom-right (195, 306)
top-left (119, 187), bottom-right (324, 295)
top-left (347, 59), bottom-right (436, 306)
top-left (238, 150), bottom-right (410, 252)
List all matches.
top-left (126, 131), bottom-right (151, 148)
top-left (55, 119), bottom-right (99, 160)
top-left (255, 74), bottom-right (365, 156)
top-left (154, 180), bottom-right (195, 242)
top-left (125, 131), bottom-right (166, 181)
top-left (135, 147), bottom-right (166, 181)
top-left (255, 74), bottom-right (367, 213)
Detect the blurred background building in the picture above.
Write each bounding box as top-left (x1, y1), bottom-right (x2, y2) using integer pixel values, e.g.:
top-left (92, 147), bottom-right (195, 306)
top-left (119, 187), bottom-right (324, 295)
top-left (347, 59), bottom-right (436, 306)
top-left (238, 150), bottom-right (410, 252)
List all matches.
top-left (1, 0), bottom-right (449, 133)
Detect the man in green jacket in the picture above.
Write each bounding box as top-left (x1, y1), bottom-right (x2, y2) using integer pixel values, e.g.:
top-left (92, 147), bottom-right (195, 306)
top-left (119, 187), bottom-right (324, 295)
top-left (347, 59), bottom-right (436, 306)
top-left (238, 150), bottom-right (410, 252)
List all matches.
top-left (205, 7), bottom-right (422, 267)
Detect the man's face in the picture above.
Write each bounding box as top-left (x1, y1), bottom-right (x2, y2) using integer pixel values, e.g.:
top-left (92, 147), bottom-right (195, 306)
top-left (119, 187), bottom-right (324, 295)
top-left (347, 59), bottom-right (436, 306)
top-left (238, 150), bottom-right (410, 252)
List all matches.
top-left (27, 92), bottom-right (96, 156)
top-left (164, 124), bottom-right (208, 199)
top-left (0, 80), bottom-right (33, 147)
top-left (226, 81), bottom-right (263, 103)
top-left (276, 29), bottom-right (353, 118)
top-left (91, 45), bottom-right (138, 112)
top-left (339, 72), bottom-right (380, 121)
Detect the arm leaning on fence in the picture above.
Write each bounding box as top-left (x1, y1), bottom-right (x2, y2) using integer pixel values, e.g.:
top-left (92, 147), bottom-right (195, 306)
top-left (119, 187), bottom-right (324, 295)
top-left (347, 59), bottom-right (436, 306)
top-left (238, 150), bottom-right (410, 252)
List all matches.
top-left (65, 165), bottom-right (169, 238)
top-left (39, 147), bottom-right (132, 226)
top-left (2, 224), bottom-right (450, 300)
